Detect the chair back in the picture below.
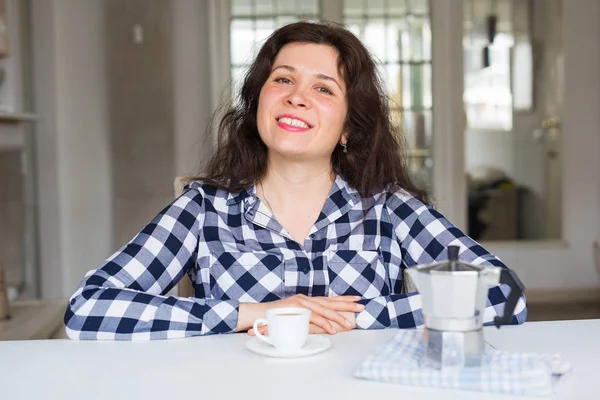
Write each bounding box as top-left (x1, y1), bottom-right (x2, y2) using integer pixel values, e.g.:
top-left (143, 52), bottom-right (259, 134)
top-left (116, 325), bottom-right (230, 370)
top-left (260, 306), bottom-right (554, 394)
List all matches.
top-left (0, 262), bottom-right (10, 319)
top-left (175, 177), bottom-right (195, 298)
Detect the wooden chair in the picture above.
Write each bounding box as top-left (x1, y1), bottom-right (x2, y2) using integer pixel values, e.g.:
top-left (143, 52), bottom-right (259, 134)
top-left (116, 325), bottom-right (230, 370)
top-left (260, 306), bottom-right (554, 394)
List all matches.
top-left (175, 177), bottom-right (195, 298)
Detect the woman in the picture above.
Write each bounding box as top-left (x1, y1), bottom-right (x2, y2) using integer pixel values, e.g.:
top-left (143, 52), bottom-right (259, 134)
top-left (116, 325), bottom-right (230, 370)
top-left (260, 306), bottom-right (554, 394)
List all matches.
top-left (65, 22), bottom-right (527, 340)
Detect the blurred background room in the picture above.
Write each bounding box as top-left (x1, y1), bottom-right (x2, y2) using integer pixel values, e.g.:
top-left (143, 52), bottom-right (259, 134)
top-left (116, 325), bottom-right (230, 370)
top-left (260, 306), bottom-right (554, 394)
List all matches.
top-left (1, 0), bottom-right (599, 340)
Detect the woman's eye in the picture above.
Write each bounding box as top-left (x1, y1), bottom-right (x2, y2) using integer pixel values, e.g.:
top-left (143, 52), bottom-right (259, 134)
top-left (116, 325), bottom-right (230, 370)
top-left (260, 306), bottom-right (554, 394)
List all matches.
top-left (275, 77), bottom-right (292, 84)
top-left (317, 86), bottom-right (333, 95)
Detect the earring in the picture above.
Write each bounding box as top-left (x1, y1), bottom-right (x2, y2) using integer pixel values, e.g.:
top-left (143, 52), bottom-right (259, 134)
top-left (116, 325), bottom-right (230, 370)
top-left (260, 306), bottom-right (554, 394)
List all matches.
top-left (341, 142), bottom-right (347, 154)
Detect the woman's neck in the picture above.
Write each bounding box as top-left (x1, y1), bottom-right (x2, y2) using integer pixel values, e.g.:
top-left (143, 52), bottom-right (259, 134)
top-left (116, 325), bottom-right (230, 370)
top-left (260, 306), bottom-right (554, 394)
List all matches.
top-left (260, 156), bottom-right (336, 207)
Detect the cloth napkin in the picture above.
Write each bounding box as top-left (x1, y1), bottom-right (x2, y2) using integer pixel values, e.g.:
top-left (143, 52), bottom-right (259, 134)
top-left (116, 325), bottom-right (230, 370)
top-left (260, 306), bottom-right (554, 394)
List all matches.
top-left (354, 329), bottom-right (571, 396)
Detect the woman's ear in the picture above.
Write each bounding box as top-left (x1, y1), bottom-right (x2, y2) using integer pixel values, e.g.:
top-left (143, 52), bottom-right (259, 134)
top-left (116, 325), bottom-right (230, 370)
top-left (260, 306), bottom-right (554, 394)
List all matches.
top-left (340, 131), bottom-right (348, 145)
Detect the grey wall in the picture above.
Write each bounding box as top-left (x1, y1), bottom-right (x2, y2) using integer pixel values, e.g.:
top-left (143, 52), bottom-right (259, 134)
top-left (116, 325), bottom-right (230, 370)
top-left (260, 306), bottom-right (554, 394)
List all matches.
top-left (32, 0), bottom-right (112, 298)
top-left (107, 0), bottom-right (215, 248)
top-left (30, 0), bottom-right (214, 299)
top-left (106, 0), bottom-right (176, 246)
top-left (173, 0), bottom-right (213, 177)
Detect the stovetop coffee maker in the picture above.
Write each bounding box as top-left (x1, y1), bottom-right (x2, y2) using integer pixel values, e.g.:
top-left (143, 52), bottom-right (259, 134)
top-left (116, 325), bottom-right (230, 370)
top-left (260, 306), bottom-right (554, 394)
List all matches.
top-left (406, 245), bottom-right (525, 369)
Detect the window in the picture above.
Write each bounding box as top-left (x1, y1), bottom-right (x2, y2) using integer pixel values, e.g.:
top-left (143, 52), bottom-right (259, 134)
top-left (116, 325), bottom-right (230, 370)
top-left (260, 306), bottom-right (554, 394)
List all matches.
top-left (343, 0), bottom-right (432, 190)
top-left (230, 0), bottom-right (320, 99)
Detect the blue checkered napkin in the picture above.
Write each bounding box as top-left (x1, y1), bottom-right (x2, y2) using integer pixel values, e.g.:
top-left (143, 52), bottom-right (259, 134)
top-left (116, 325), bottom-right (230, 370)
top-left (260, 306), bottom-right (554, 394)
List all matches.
top-left (355, 330), bottom-right (570, 396)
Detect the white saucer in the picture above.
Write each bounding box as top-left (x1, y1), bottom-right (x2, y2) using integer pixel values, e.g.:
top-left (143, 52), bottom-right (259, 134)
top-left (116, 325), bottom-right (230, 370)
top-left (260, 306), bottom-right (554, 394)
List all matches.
top-left (246, 335), bottom-right (332, 358)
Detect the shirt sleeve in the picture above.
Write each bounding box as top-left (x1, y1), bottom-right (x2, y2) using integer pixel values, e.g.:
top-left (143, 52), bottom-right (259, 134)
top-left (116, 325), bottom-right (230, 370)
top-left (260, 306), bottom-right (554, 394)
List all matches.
top-left (354, 190), bottom-right (528, 330)
top-left (64, 187), bottom-right (239, 340)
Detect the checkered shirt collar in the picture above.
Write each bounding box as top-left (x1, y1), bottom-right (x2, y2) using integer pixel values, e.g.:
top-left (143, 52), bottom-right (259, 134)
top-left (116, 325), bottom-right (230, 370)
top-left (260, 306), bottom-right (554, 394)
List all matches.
top-left (225, 173), bottom-right (361, 217)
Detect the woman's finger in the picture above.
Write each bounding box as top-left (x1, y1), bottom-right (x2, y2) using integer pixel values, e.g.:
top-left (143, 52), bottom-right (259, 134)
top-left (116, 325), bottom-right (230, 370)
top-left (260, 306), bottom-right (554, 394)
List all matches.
top-left (308, 311), bottom-right (335, 334)
top-left (308, 323), bottom-right (328, 334)
top-left (299, 298), bottom-right (357, 329)
top-left (296, 294), bottom-right (359, 303)
top-left (308, 296), bottom-right (365, 313)
top-left (290, 300), bottom-right (335, 334)
top-left (327, 295), bottom-right (362, 302)
top-left (298, 300), bottom-right (341, 332)
top-left (247, 325), bottom-right (268, 336)
top-left (296, 294), bottom-right (364, 312)
top-left (301, 300), bottom-right (353, 335)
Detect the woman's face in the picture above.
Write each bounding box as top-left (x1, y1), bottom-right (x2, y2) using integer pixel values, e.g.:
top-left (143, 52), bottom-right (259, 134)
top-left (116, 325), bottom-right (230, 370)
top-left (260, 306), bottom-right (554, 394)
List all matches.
top-left (257, 43), bottom-right (348, 162)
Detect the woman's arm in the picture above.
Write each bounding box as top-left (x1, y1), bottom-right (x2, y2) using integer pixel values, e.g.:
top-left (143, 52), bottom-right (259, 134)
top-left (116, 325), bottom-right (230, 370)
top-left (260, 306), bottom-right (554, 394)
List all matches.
top-left (353, 191), bottom-right (527, 330)
top-left (64, 188), bottom-right (239, 340)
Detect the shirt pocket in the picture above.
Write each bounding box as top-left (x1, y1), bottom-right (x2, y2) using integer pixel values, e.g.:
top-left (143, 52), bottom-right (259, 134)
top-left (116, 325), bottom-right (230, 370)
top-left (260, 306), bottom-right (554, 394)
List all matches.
top-left (208, 251), bottom-right (284, 302)
top-left (326, 250), bottom-right (389, 298)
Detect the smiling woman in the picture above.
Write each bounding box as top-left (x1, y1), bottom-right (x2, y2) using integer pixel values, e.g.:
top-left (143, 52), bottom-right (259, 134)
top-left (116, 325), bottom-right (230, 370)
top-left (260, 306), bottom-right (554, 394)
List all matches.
top-left (203, 22), bottom-right (424, 200)
top-left (64, 22), bottom-right (527, 341)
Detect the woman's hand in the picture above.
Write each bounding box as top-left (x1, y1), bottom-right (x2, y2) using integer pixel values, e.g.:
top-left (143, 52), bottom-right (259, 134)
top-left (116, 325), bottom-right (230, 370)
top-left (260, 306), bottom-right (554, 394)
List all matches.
top-left (237, 294), bottom-right (363, 335)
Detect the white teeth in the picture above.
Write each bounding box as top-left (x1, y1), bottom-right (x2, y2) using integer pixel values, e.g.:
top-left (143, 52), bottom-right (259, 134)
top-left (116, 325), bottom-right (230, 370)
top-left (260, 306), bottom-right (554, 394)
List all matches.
top-left (278, 117), bottom-right (310, 129)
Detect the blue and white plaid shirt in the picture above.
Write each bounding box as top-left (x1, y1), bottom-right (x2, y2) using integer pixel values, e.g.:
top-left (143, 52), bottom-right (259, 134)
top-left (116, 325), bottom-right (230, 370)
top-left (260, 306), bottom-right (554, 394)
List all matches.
top-left (65, 175), bottom-right (527, 340)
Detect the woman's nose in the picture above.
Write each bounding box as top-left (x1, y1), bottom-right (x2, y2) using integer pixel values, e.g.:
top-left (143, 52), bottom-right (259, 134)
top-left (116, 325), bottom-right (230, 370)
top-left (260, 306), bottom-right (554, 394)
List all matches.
top-left (286, 87), bottom-right (310, 108)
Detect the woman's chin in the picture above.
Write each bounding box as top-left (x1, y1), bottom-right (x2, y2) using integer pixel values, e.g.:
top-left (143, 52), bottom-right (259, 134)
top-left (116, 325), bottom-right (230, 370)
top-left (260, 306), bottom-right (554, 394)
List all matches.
top-left (267, 141), bottom-right (332, 161)
top-left (272, 148), bottom-right (309, 159)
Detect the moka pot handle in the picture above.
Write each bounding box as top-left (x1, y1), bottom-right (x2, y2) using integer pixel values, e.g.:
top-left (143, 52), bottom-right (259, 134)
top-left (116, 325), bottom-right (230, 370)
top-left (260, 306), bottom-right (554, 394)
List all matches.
top-left (493, 268), bottom-right (525, 328)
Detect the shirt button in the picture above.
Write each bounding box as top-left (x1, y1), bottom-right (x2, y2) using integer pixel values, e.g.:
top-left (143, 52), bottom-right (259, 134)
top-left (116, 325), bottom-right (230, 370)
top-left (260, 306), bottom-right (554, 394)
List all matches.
top-left (302, 267), bottom-right (310, 274)
top-left (309, 233), bottom-right (316, 239)
top-left (70, 298), bottom-right (76, 305)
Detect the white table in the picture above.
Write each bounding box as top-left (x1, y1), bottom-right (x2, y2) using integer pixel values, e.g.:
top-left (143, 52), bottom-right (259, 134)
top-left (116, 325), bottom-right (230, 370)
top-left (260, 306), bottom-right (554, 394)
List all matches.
top-left (1, 319), bottom-right (598, 400)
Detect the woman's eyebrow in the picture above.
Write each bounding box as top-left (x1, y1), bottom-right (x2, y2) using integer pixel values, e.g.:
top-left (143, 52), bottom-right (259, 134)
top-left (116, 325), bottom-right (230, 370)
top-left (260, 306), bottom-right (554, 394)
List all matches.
top-left (272, 64), bottom-right (343, 91)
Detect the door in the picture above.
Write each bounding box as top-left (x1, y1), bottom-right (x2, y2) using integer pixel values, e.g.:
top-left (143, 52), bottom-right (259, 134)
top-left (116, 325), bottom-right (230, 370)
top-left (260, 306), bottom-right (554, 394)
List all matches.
top-left (434, 0), bottom-right (600, 295)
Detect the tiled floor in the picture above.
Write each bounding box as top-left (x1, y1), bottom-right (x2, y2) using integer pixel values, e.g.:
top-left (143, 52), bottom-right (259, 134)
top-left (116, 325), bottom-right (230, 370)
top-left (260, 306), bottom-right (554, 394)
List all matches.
top-left (526, 301), bottom-right (600, 322)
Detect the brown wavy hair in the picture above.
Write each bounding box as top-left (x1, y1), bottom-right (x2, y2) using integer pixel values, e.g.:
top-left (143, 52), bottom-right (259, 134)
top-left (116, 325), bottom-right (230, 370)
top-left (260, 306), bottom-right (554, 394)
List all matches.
top-left (198, 21), bottom-right (428, 202)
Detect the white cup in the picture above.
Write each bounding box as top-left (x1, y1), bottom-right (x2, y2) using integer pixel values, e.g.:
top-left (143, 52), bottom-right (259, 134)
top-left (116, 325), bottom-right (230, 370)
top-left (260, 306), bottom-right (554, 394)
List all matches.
top-left (253, 307), bottom-right (311, 352)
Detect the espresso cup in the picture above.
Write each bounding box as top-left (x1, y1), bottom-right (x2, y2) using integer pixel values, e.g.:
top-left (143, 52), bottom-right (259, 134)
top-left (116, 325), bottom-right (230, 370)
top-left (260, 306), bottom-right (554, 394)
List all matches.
top-left (253, 307), bottom-right (311, 352)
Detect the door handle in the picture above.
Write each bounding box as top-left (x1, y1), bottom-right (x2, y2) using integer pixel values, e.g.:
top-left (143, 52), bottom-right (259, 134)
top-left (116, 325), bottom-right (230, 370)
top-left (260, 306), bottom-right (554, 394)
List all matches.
top-left (541, 118), bottom-right (560, 130)
top-left (534, 118), bottom-right (561, 142)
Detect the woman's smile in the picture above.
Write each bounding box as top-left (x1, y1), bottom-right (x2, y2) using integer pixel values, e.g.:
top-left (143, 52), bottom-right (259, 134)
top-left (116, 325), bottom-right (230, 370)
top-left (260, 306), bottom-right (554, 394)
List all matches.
top-left (275, 114), bottom-right (313, 132)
